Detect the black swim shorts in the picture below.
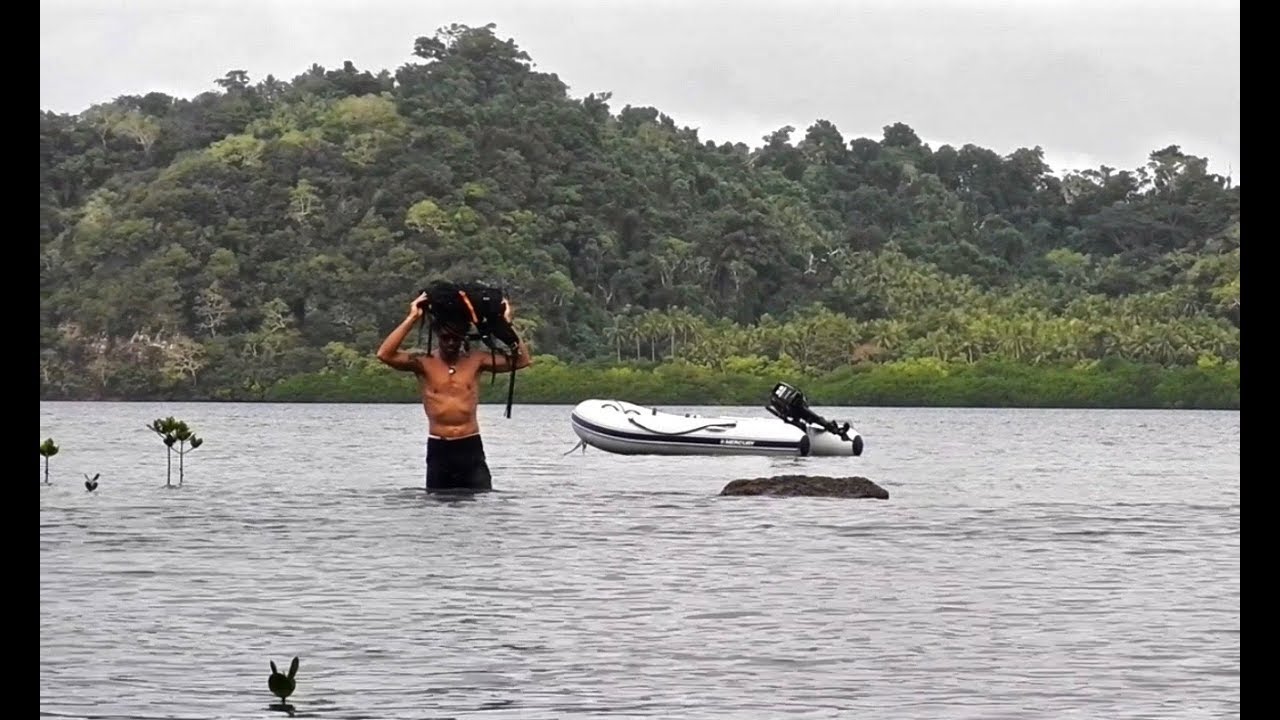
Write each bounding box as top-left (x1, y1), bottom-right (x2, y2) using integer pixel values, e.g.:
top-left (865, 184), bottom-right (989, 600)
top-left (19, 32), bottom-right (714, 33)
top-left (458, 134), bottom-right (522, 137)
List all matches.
top-left (426, 434), bottom-right (493, 492)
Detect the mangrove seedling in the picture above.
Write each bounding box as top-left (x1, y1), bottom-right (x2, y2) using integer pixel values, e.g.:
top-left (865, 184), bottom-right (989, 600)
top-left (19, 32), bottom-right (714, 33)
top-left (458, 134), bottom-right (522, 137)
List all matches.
top-left (147, 417), bottom-right (204, 487)
top-left (39, 439), bottom-right (59, 484)
top-left (173, 423), bottom-right (203, 486)
top-left (268, 656), bottom-right (299, 707)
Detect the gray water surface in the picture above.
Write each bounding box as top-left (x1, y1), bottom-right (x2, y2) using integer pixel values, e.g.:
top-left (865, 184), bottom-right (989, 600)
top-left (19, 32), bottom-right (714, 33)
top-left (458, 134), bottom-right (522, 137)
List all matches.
top-left (40, 402), bottom-right (1240, 719)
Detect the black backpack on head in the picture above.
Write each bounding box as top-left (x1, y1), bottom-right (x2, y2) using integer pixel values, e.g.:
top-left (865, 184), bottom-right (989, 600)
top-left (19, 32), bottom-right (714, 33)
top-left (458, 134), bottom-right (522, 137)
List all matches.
top-left (416, 281), bottom-right (522, 418)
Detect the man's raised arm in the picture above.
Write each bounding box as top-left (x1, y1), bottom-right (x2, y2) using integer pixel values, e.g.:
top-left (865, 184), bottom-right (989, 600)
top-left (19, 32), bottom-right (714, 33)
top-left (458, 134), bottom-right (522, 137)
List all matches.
top-left (376, 292), bottom-right (428, 372)
top-left (480, 298), bottom-right (533, 373)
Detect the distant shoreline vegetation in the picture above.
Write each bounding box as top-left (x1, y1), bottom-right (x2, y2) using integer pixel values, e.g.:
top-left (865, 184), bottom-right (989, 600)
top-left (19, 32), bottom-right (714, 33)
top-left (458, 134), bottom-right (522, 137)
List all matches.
top-left (40, 356), bottom-right (1239, 410)
top-left (40, 26), bottom-right (1239, 413)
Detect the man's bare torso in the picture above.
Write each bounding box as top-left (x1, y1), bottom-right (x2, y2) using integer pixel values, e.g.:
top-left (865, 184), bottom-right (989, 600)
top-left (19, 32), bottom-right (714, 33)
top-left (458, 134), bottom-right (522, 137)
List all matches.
top-left (416, 350), bottom-right (484, 438)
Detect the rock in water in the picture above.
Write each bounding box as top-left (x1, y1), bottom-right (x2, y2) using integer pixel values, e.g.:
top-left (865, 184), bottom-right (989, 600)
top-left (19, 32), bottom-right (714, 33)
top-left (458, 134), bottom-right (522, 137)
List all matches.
top-left (720, 475), bottom-right (889, 499)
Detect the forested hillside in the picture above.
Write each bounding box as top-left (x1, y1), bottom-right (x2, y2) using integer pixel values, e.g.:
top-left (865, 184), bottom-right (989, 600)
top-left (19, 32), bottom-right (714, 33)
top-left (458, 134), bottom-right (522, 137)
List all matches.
top-left (39, 23), bottom-right (1240, 404)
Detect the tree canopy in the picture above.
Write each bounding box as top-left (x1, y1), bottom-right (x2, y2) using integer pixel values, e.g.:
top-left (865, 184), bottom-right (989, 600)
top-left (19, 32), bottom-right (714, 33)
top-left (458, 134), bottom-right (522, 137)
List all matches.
top-left (39, 24), bottom-right (1240, 401)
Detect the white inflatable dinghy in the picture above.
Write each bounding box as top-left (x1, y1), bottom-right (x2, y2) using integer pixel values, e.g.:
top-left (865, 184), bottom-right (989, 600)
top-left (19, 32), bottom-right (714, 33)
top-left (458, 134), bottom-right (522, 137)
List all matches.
top-left (570, 383), bottom-right (864, 457)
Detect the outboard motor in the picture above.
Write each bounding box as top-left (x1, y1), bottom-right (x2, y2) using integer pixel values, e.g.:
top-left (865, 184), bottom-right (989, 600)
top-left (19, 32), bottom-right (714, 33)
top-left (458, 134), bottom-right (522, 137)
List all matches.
top-left (766, 382), bottom-right (864, 456)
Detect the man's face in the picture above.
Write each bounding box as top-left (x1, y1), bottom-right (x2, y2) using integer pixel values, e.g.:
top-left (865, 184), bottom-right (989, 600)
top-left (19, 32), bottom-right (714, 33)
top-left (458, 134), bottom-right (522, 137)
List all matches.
top-left (437, 324), bottom-right (466, 360)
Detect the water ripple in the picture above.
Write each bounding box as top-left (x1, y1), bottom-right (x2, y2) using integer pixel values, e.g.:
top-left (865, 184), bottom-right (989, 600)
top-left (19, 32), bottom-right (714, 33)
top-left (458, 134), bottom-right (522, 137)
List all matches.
top-left (41, 402), bottom-right (1239, 719)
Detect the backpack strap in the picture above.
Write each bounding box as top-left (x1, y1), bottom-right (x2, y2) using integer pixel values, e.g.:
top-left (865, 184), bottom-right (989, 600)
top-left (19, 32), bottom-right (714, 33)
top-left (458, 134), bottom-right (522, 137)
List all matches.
top-left (504, 349), bottom-right (517, 418)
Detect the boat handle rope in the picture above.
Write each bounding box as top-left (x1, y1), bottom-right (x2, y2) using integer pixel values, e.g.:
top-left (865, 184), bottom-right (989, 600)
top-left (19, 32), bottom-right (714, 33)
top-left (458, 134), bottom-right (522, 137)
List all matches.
top-left (625, 417), bottom-right (739, 436)
top-left (600, 401), bottom-right (642, 415)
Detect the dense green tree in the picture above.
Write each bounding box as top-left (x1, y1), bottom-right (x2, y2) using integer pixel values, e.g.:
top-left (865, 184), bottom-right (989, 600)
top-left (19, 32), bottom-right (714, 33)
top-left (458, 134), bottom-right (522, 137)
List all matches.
top-left (38, 24), bottom-right (1240, 403)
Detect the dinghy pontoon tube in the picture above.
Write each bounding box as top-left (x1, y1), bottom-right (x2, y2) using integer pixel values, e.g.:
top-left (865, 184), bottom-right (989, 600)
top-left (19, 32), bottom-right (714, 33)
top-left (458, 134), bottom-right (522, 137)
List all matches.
top-left (569, 382), bottom-right (864, 457)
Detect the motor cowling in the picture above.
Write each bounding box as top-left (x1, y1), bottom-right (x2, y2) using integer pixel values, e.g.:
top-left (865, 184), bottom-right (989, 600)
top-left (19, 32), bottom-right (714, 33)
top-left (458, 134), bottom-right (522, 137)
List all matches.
top-left (767, 382), bottom-right (863, 455)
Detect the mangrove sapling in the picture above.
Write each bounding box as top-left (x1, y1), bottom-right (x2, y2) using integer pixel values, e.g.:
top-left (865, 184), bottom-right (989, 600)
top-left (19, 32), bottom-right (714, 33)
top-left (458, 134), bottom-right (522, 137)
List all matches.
top-left (147, 417), bottom-right (204, 487)
top-left (39, 438), bottom-right (58, 484)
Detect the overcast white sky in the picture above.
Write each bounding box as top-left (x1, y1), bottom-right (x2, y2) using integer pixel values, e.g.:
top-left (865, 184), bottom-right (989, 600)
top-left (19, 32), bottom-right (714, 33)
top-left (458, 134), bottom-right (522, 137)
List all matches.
top-left (40, 0), bottom-right (1240, 182)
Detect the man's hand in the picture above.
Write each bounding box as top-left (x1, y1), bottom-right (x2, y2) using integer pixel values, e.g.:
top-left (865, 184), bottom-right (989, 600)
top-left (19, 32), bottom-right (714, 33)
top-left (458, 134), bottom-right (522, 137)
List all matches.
top-left (409, 292), bottom-right (428, 320)
top-left (502, 298), bottom-right (514, 324)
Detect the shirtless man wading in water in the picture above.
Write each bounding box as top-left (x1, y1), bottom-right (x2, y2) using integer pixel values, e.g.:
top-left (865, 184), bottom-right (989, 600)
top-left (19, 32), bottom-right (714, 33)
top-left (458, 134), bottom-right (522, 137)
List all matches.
top-left (376, 291), bottom-right (532, 492)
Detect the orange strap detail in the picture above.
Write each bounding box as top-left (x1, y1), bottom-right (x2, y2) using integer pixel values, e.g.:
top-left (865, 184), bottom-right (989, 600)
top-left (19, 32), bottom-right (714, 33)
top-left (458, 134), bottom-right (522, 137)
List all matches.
top-left (458, 291), bottom-right (479, 324)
